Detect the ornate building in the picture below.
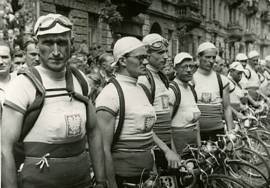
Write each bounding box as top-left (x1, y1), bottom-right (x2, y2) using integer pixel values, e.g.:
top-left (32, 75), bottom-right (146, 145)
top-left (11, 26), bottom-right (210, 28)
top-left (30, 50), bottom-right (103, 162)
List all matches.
top-left (32, 0), bottom-right (270, 61)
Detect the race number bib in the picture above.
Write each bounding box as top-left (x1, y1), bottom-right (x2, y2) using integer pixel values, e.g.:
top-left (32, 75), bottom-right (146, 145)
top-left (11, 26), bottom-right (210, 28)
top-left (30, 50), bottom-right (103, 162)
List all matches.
top-left (65, 114), bottom-right (82, 137)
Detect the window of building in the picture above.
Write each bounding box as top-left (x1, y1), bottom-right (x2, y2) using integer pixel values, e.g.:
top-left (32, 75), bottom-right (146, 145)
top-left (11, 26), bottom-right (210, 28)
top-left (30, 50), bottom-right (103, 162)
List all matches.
top-left (150, 22), bottom-right (162, 35)
top-left (88, 13), bottom-right (98, 48)
top-left (213, 0), bottom-right (215, 20)
top-left (55, 5), bottom-right (70, 17)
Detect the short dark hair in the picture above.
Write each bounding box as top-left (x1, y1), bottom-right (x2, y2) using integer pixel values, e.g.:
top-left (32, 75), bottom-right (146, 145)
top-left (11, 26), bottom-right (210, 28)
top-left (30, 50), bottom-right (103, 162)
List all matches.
top-left (13, 50), bottom-right (24, 58)
top-left (0, 40), bottom-right (10, 48)
top-left (0, 40), bottom-right (11, 56)
top-left (98, 53), bottom-right (113, 65)
top-left (23, 37), bottom-right (38, 50)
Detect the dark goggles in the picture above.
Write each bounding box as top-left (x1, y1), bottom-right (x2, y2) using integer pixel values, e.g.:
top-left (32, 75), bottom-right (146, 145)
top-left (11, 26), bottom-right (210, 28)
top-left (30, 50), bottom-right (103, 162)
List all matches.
top-left (148, 39), bottom-right (169, 51)
top-left (35, 15), bottom-right (72, 35)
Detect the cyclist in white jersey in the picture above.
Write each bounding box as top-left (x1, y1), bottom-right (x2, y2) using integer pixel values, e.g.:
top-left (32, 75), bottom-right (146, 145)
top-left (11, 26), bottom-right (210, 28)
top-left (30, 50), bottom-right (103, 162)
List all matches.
top-left (2, 14), bottom-right (106, 188)
top-left (236, 53), bottom-right (250, 89)
top-left (245, 51), bottom-right (270, 104)
top-left (193, 42), bottom-right (234, 141)
top-left (227, 61), bottom-right (259, 120)
top-left (96, 37), bottom-right (156, 188)
top-left (245, 50), bottom-right (261, 99)
top-left (169, 52), bottom-right (201, 155)
top-left (138, 33), bottom-right (181, 170)
top-left (263, 55), bottom-right (270, 97)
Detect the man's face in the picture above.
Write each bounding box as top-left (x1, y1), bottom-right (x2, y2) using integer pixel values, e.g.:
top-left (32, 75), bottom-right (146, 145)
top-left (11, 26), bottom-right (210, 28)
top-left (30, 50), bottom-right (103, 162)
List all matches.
top-left (101, 55), bottom-right (114, 75)
top-left (148, 47), bottom-right (168, 71)
top-left (239, 59), bottom-right (248, 68)
top-left (0, 45), bottom-right (11, 75)
top-left (38, 32), bottom-right (71, 72)
top-left (26, 43), bottom-right (40, 67)
top-left (231, 69), bottom-right (242, 83)
top-left (199, 49), bottom-right (217, 72)
top-left (13, 56), bottom-right (25, 71)
top-left (249, 56), bottom-right (259, 68)
top-left (124, 46), bottom-right (148, 78)
top-left (175, 59), bottom-right (197, 83)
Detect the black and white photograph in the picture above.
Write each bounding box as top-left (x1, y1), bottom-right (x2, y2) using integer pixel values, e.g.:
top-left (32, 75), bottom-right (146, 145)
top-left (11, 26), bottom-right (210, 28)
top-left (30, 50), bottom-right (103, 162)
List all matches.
top-left (1, 0), bottom-right (270, 187)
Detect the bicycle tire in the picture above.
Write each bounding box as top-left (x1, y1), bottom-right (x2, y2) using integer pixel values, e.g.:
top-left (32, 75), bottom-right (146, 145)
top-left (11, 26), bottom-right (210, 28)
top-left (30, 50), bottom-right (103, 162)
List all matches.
top-left (251, 129), bottom-right (270, 148)
top-left (234, 147), bottom-right (270, 180)
top-left (202, 174), bottom-right (249, 188)
top-left (226, 159), bottom-right (269, 187)
top-left (244, 133), bottom-right (270, 161)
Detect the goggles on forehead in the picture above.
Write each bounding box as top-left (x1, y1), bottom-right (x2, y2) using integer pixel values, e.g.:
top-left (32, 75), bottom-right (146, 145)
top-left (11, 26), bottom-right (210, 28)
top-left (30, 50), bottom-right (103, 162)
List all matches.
top-left (148, 39), bottom-right (169, 51)
top-left (34, 15), bottom-right (73, 35)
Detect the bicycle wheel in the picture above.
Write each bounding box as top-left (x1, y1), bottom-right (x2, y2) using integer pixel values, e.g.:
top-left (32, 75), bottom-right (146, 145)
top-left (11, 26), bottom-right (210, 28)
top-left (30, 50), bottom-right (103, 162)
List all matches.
top-left (253, 129), bottom-right (270, 148)
top-left (234, 147), bottom-right (270, 180)
top-left (244, 134), bottom-right (270, 161)
top-left (226, 160), bottom-right (269, 187)
top-left (202, 174), bottom-right (249, 188)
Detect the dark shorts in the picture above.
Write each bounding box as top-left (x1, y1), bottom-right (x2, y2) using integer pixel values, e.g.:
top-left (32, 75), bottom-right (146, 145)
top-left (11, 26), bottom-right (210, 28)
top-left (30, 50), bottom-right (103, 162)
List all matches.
top-left (113, 150), bottom-right (154, 177)
top-left (115, 174), bottom-right (150, 188)
top-left (200, 128), bottom-right (225, 142)
top-left (18, 152), bottom-right (91, 188)
top-left (172, 126), bottom-right (199, 155)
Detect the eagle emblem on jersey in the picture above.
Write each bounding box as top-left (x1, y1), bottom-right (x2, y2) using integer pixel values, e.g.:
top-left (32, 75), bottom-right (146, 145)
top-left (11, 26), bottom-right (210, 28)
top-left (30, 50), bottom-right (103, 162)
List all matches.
top-left (65, 114), bottom-right (82, 137)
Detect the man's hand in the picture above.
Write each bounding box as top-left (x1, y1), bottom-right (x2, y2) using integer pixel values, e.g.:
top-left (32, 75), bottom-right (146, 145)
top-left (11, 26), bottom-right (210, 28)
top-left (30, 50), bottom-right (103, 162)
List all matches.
top-left (164, 149), bottom-right (181, 169)
top-left (227, 131), bottom-right (237, 142)
top-left (237, 112), bottom-right (247, 121)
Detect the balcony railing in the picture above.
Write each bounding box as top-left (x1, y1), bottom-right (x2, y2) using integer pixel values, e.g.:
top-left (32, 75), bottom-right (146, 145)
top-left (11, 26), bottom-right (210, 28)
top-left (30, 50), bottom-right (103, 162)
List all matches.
top-left (178, 7), bottom-right (201, 24)
top-left (260, 38), bottom-right (270, 46)
top-left (177, 0), bottom-right (200, 10)
top-left (260, 35), bottom-right (270, 46)
top-left (243, 0), bottom-right (259, 16)
top-left (226, 0), bottom-right (244, 8)
top-left (244, 31), bottom-right (257, 43)
top-left (261, 11), bottom-right (270, 24)
top-left (227, 22), bottom-right (243, 40)
top-left (111, 0), bottom-right (153, 17)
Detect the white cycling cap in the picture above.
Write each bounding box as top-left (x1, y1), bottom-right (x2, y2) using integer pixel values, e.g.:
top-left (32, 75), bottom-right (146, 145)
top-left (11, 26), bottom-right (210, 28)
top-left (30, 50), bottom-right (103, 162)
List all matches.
top-left (229, 61), bottom-right (245, 72)
top-left (197, 42), bottom-right (217, 55)
top-left (248, 50), bottom-right (259, 59)
top-left (265, 55), bottom-right (270, 62)
top-left (112, 36), bottom-right (145, 66)
top-left (235, 53), bottom-right (248, 61)
top-left (34, 13), bottom-right (72, 36)
top-left (174, 52), bottom-right (193, 67)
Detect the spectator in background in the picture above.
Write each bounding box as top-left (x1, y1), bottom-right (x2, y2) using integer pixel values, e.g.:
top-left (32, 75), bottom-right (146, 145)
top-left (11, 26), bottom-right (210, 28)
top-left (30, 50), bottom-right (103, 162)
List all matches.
top-left (214, 55), bottom-right (228, 76)
top-left (0, 40), bottom-right (14, 104)
top-left (163, 56), bottom-right (175, 81)
top-left (78, 39), bottom-right (89, 56)
top-left (98, 53), bottom-right (114, 84)
top-left (264, 55), bottom-right (270, 82)
top-left (12, 49), bottom-right (25, 71)
top-left (7, 28), bottom-right (14, 50)
top-left (87, 72), bottom-right (103, 103)
top-left (23, 37), bottom-right (39, 67)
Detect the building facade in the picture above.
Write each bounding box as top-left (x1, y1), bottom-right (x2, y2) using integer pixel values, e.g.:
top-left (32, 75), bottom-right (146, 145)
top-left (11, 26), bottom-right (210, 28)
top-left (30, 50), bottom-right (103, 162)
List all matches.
top-left (31, 0), bottom-right (270, 62)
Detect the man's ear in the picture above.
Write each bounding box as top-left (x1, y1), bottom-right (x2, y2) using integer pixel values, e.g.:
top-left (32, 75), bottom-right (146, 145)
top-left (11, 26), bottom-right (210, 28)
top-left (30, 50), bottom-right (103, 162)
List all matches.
top-left (118, 57), bottom-right (127, 67)
top-left (70, 36), bottom-right (74, 45)
top-left (70, 37), bottom-right (75, 56)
